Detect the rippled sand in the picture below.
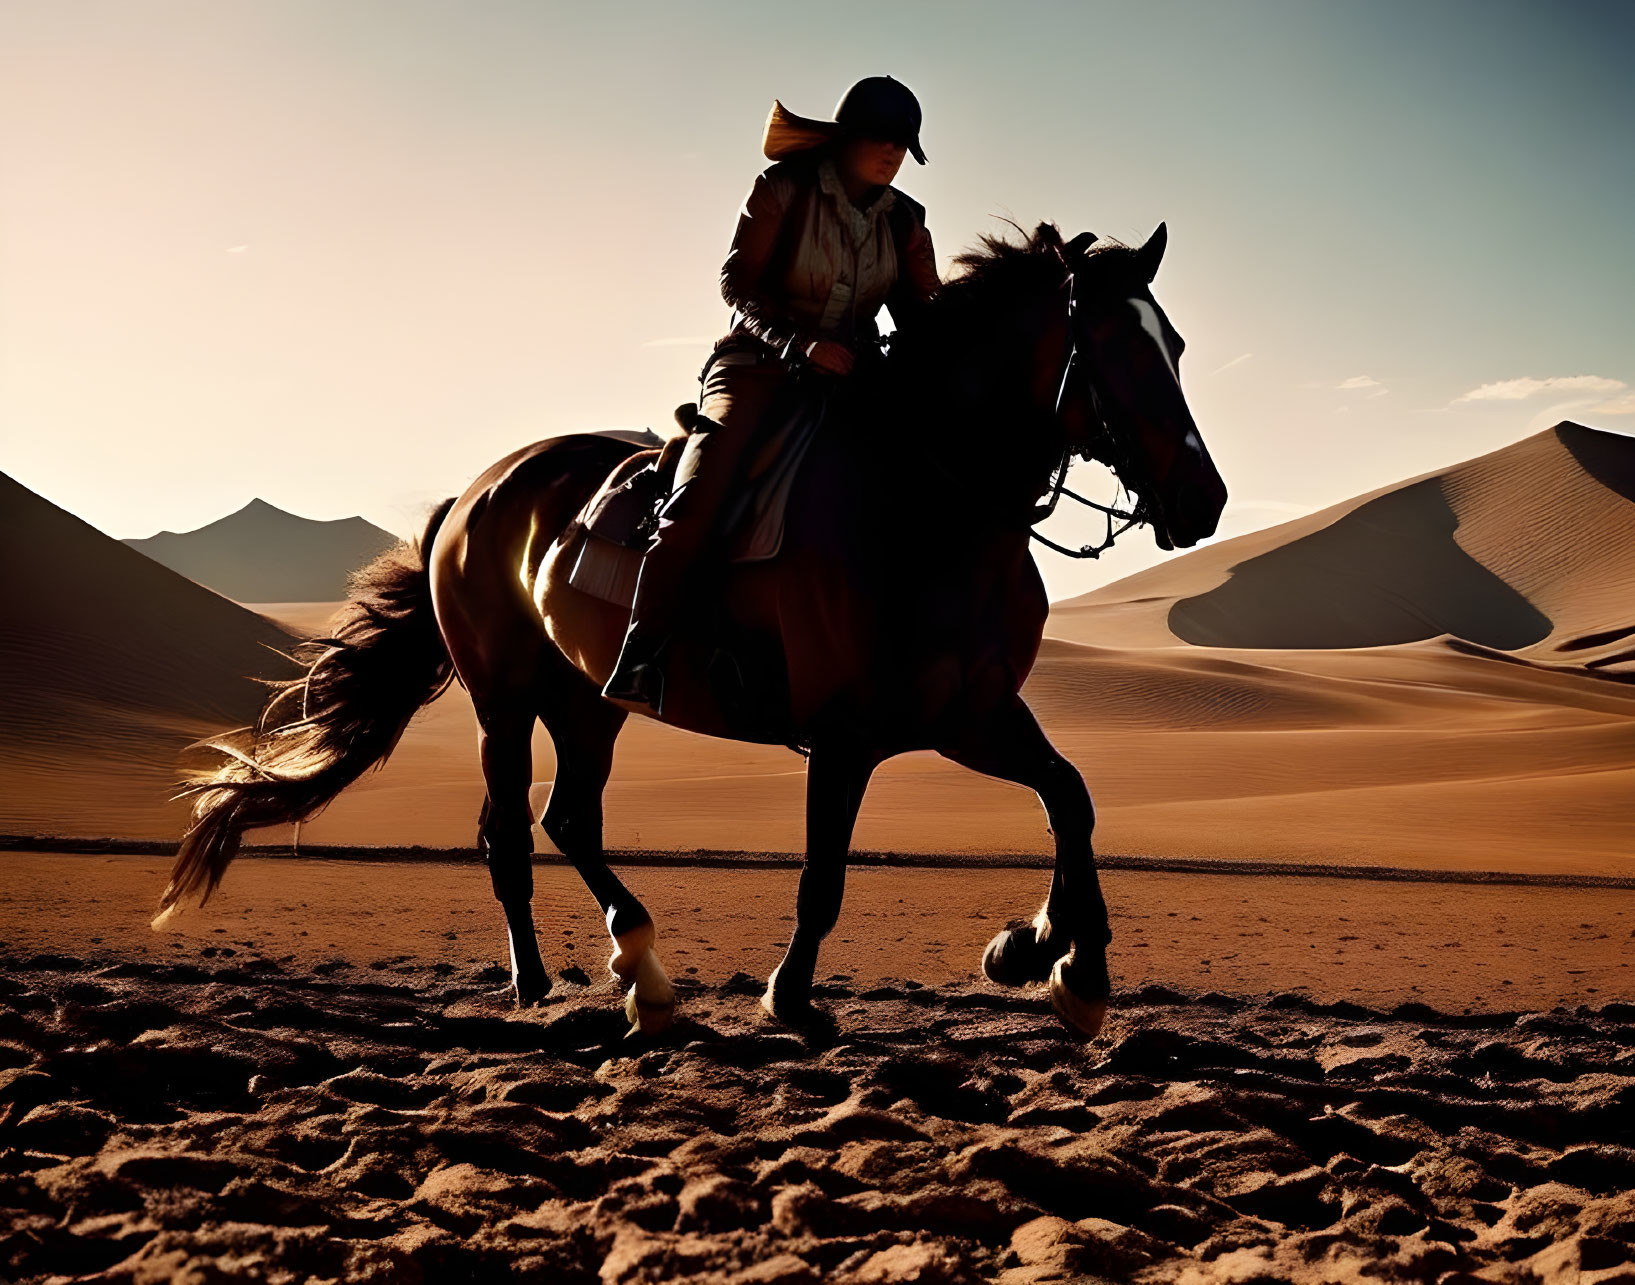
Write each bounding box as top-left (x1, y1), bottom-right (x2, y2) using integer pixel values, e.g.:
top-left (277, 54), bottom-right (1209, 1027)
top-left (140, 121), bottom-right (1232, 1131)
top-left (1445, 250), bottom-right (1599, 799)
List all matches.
top-left (3, 901), bottom-right (1634, 1281)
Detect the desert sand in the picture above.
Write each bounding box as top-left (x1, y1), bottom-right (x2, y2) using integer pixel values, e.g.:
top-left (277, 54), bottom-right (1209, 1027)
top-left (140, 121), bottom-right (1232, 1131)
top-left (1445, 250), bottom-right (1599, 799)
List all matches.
top-left (3, 853), bottom-right (1635, 1283)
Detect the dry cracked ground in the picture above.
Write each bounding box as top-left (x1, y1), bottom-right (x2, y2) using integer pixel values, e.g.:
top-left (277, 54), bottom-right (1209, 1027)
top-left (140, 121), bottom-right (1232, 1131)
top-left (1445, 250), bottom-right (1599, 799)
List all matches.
top-left (2, 951), bottom-right (1634, 1283)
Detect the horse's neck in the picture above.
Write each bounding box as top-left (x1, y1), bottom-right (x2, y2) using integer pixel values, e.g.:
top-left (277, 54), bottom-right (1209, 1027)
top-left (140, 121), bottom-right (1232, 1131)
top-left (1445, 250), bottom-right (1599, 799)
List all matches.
top-left (826, 391), bottom-right (1044, 600)
top-left (867, 381), bottom-right (1050, 545)
top-left (779, 319), bottom-right (1061, 614)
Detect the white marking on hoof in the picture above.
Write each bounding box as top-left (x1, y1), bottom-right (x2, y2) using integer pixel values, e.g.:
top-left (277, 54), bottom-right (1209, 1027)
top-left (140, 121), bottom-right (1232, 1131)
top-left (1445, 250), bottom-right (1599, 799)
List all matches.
top-left (1049, 955), bottom-right (1109, 1039)
top-left (621, 947), bottom-right (675, 1036)
top-left (980, 933), bottom-right (1007, 984)
top-left (150, 902), bottom-right (184, 931)
top-left (624, 985), bottom-right (675, 1036)
top-left (608, 918), bottom-right (656, 982)
top-left (759, 963), bottom-right (784, 1020)
top-left (982, 926), bottom-right (1038, 986)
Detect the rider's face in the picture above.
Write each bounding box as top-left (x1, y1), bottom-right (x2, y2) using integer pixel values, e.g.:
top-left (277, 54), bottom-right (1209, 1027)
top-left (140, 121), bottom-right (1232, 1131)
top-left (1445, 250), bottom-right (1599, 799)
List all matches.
top-left (839, 137), bottom-right (908, 188)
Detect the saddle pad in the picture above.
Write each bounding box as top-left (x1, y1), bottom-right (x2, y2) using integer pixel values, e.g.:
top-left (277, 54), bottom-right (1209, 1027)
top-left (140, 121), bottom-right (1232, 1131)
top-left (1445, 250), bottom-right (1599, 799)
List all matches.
top-left (723, 389), bottom-right (824, 563)
top-left (567, 391), bottom-right (827, 608)
top-left (568, 531), bottom-right (643, 609)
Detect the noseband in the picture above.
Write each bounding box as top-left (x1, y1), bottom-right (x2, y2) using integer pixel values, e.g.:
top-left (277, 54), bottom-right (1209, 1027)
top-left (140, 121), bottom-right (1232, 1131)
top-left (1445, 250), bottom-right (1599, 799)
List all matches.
top-left (1028, 265), bottom-right (1151, 560)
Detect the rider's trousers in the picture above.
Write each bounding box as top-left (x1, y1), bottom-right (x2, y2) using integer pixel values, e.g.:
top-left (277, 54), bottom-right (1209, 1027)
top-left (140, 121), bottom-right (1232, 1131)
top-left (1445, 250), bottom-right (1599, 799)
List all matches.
top-left (623, 351), bottom-right (789, 646)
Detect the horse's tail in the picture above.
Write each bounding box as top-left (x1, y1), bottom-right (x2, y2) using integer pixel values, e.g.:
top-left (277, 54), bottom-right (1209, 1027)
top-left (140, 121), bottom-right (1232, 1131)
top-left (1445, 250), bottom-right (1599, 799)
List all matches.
top-left (153, 498), bottom-right (459, 926)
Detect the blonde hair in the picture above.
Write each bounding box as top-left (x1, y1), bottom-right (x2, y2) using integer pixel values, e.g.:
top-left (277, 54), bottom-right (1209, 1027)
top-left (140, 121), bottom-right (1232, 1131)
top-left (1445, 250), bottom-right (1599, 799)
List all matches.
top-left (761, 99), bottom-right (839, 161)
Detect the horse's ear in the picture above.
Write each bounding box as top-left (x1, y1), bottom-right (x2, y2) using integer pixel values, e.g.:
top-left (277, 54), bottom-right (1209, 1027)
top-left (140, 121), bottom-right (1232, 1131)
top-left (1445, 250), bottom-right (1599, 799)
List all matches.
top-left (1137, 222), bottom-right (1168, 281)
top-left (1064, 231), bottom-right (1096, 258)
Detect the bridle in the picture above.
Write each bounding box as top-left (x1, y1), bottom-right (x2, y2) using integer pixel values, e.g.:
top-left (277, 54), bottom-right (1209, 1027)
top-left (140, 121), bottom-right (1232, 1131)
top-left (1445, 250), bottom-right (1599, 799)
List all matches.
top-left (1027, 259), bottom-right (1153, 560)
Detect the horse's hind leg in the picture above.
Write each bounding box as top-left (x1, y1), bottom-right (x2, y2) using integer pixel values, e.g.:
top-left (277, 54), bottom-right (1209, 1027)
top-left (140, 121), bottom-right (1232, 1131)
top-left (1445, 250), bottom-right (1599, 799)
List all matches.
top-left (476, 701), bottom-right (551, 1006)
top-left (538, 678), bottom-right (674, 1034)
top-left (938, 697), bottom-right (1111, 1038)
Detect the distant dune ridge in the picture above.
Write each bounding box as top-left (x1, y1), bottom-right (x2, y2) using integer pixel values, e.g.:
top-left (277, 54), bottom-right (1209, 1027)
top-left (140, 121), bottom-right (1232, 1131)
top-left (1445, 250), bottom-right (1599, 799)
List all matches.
top-left (124, 497), bottom-right (398, 603)
top-left (3, 421), bottom-right (1634, 874)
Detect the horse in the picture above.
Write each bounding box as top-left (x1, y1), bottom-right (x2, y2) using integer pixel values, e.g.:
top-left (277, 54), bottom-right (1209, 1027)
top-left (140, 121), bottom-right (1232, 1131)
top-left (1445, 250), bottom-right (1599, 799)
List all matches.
top-left (155, 219), bottom-right (1226, 1041)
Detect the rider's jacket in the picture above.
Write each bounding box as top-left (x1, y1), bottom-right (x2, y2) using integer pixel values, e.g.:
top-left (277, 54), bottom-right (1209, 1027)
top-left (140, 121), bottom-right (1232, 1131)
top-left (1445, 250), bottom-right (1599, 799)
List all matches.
top-left (719, 151), bottom-right (940, 363)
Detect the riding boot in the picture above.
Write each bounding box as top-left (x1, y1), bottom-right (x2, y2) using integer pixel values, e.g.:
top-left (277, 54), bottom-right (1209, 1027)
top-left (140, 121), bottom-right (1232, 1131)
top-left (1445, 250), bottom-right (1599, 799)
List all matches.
top-left (601, 555), bottom-right (683, 715)
top-left (603, 358), bottom-right (778, 715)
top-left (602, 626), bottom-right (669, 715)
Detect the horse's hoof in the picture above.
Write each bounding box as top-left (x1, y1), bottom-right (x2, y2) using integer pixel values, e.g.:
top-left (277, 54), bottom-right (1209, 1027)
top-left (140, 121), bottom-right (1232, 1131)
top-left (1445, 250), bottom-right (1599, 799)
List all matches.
top-left (982, 912), bottom-right (1066, 987)
top-left (759, 965), bottom-right (807, 1024)
top-left (608, 920), bottom-right (656, 981)
top-left (759, 993), bottom-right (811, 1025)
top-left (982, 922), bottom-right (1052, 987)
top-left (613, 946), bottom-right (675, 1036)
top-left (1049, 955), bottom-right (1109, 1039)
top-left (759, 967), bottom-right (837, 1039)
top-left (513, 971), bottom-right (551, 1008)
top-left (625, 984), bottom-right (675, 1036)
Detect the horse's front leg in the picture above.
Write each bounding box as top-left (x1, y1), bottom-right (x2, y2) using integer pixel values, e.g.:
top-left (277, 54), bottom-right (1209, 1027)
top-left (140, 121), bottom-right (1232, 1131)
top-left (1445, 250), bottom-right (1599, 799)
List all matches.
top-left (762, 743), bottom-right (879, 1024)
top-left (938, 697), bottom-right (1111, 1038)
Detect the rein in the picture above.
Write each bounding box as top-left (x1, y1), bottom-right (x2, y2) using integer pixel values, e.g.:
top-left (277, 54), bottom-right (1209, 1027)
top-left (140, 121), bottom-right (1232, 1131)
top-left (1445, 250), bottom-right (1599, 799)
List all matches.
top-left (1027, 268), bottom-right (1149, 560)
top-left (1028, 453), bottom-right (1145, 560)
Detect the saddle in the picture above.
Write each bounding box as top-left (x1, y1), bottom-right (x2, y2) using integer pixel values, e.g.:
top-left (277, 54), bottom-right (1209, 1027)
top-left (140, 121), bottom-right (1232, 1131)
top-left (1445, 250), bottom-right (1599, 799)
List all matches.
top-left (565, 392), bottom-right (825, 609)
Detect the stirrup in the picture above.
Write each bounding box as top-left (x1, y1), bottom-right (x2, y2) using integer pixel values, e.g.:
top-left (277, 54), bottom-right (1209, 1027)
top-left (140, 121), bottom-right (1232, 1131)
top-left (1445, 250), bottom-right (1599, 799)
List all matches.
top-left (602, 643), bottom-right (667, 715)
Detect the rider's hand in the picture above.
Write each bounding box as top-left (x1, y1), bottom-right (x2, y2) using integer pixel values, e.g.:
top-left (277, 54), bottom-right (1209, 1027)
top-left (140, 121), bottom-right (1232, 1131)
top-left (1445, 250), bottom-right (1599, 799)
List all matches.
top-left (805, 341), bottom-right (854, 376)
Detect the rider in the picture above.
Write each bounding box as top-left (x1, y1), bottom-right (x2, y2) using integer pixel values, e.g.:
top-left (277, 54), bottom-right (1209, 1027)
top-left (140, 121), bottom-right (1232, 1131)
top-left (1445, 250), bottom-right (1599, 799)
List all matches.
top-left (603, 75), bottom-right (942, 714)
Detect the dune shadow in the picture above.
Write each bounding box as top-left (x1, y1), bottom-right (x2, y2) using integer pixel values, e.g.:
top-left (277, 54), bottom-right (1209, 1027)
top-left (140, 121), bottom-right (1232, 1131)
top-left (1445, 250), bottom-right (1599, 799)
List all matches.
top-left (1557, 420), bottom-right (1635, 506)
top-left (1168, 477), bottom-right (1552, 649)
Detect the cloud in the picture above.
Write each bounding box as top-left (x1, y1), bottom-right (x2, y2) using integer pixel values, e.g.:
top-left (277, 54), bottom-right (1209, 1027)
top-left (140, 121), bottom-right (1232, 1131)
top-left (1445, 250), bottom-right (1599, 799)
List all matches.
top-left (225, 244), bottom-right (249, 253)
top-left (1589, 392), bottom-right (1635, 415)
top-left (1336, 375), bottom-right (1389, 399)
top-left (1209, 352), bottom-right (1252, 376)
top-left (1453, 374), bottom-right (1626, 403)
top-left (641, 336), bottom-right (713, 348)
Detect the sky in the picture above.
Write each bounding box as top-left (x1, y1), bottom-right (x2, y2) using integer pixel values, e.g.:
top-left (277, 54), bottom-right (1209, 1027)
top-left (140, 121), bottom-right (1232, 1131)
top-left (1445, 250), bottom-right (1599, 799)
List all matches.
top-left (3, 0), bottom-right (1631, 601)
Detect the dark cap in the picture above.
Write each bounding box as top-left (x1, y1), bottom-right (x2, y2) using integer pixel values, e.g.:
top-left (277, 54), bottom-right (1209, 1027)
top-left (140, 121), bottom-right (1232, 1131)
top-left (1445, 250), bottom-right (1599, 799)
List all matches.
top-left (833, 76), bottom-right (927, 165)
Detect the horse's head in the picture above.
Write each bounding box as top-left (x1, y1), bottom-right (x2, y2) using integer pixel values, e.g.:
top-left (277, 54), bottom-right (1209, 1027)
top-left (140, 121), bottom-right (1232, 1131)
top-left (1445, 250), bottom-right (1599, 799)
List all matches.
top-left (1043, 223), bottom-right (1227, 550)
top-left (882, 219), bottom-right (1225, 553)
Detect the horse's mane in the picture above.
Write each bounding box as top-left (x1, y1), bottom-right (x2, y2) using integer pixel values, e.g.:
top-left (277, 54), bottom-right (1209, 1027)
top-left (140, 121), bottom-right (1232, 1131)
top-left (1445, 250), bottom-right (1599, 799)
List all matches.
top-left (888, 221), bottom-right (1139, 363)
top-left (942, 224), bottom-right (1068, 305)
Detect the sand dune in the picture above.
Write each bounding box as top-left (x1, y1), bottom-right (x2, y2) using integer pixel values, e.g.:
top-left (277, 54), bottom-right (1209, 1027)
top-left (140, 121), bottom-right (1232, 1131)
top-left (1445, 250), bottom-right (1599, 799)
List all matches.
top-left (6, 422), bottom-right (1634, 877)
top-left (1051, 421), bottom-right (1635, 654)
top-left (0, 472), bottom-right (297, 839)
top-left (265, 639), bottom-right (1635, 875)
top-left (125, 498), bottom-right (398, 603)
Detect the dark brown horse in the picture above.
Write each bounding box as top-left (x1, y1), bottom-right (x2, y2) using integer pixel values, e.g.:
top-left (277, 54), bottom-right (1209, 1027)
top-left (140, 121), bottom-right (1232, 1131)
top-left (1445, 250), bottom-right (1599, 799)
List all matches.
top-left (156, 221), bottom-right (1225, 1039)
